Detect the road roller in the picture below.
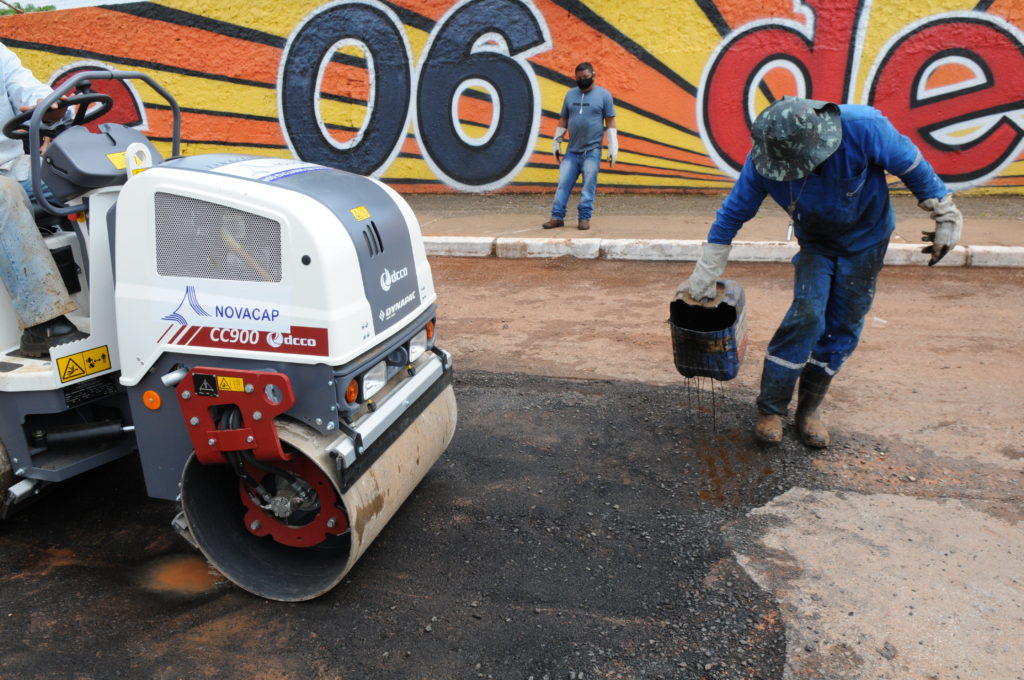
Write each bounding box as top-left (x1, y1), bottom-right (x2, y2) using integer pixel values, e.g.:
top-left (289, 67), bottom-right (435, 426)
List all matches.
top-left (0, 70), bottom-right (457, 601)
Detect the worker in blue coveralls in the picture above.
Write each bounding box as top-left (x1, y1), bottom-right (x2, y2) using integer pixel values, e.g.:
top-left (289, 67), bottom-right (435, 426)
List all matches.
top-left (681, 97), bottom-right (962, 448)
top-left (542, 62), bottom-right (617, 231)
top-left (0, 42), bottom-right (84, 356)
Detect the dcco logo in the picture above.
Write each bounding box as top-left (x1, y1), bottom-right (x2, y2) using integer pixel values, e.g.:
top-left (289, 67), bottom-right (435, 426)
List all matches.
top-left (380, 266), bottom-right (409, 292)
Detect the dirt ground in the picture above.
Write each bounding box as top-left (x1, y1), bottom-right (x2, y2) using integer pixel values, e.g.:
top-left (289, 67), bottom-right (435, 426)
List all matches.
top-left (432, 257), bottom-right (1024, 467)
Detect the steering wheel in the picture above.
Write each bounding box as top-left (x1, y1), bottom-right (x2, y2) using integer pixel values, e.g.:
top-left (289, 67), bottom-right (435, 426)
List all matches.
top-left (2, 90), bottom-right (114, 141)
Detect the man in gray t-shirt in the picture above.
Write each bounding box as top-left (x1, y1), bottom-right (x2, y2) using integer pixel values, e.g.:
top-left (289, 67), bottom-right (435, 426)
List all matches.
top-left (542, 62), bottom-right (617, 231)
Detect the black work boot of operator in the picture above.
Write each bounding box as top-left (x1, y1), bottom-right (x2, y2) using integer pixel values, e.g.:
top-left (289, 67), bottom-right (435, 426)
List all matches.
top-left (20, 315), bottom-right (87, 358)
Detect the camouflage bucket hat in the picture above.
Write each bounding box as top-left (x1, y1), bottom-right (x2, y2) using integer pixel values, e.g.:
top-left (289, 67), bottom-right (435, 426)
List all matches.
top-left (750, 97), bottom-right (842, 181)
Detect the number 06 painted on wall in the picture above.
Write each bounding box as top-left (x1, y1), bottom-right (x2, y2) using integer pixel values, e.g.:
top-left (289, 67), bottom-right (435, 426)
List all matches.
top-left (278, 0), bottom-right (551, 192)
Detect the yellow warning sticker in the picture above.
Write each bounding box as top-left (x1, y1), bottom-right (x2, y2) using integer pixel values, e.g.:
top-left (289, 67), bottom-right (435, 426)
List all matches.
top-left (350, 205), bottom-right (371, 221)
top-left (217, 376), bottom-right (245, 392)
top-left (106, 152), bottom-right (127, 170)
top-left (57, 345), bottom-right (111, 383)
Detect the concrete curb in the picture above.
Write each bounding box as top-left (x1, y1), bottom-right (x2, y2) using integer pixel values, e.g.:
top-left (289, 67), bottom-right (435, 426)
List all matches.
top-left (424, 237), bottom-right (1024, 267)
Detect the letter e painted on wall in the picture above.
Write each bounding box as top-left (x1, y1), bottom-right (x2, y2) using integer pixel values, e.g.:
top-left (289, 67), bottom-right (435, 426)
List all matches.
top-left (867, 13), bottom-right (1024, 188)
top-left (699, 0), bottom-right (866, 175)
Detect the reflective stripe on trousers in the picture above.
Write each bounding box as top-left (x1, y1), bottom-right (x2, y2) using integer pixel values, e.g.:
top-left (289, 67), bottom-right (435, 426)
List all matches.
top-left (757, 240), bottom-right (888, 415)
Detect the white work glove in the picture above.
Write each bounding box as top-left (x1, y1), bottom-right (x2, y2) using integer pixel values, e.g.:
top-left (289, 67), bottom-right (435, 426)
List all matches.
top-left (552, 126), bottom-right (566, 162)
top-left (678, 242), bottom-right (731, 303)
top-left (606, 128), bottom-right (618, 168)
top-left (919, 193), bottom-right (962, 266)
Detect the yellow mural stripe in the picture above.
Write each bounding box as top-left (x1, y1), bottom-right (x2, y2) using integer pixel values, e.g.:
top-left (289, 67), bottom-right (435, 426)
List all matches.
top-left (175, 142), bottom-right (291, 158)
top-left (320, 99), bottom-right (370, 132)
top-left (156, 0), bottom-right (436, 67)
top-left (583, 0), bottom-right (722, 90)
top-left (15, 47), bottom-right (279, 121)
top-left (153, 0), bottom-right (324, 39)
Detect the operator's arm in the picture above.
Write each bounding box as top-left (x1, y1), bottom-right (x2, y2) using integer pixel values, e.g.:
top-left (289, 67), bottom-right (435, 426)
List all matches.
top-left (707, 158), bottom-right (768, 244)
top-left (867, 112), bottom-right (946, 201)
top-left (680, 157), bottom-right (768, 302)
top-left (605, 115), bottom-right (617, 167)
top-left (1, 43), bottom-right (51, 110)
top-left (552, 115), bottom-right (568, 161)
top-left (603, 90), bottom-right (617, 167)
top-left (867, 112), bottom-right (961, 265)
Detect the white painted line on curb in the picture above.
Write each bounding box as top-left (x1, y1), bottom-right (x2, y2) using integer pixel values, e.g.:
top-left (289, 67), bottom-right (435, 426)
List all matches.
top-left (422, 237), bottom-right (1024, 267)
top-left (884, 243), bottom-right (967, 267)
top-left (967, 245), bottom-right (1024, 267)
top-left (495, 237), bottom-right (600, 259)
top-left (599, 239), bottom-right (702, 260)
top-left (424, 236), bottom-right (494, 258)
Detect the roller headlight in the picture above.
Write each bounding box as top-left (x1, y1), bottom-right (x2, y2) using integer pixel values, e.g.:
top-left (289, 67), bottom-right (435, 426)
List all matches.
top-left (408, 329), bottom-right (428, 363)
top-left (362, 360), bottom-right (387, 399)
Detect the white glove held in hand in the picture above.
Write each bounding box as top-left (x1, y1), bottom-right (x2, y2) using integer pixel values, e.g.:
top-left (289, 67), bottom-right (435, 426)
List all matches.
top-left (552, 126), bottom-right (566, 160)
top-left (681, 242), bottom-right (732, 301)
top-left (919, 193), bottom-right (962, 266)
top-left (606, 128), bottom-right (618, 167)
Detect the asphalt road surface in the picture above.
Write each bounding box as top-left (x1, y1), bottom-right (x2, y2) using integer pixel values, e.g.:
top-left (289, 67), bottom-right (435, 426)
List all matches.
top-left (1, 258), bottom-right (1021, 680)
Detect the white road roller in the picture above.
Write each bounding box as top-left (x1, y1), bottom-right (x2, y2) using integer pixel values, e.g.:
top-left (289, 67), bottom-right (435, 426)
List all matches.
top-left (0, 70), bottom-right (457, 601)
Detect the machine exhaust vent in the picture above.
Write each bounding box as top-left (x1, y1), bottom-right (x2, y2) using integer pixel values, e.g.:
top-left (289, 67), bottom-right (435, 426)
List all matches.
top-left (362, 221), bottom-right (384, 257)
top-left (155, 192), bottom-right (282, 282)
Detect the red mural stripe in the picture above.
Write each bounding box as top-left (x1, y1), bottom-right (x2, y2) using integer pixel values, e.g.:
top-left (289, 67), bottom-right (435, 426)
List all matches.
top-left (146, 109), bottom-right (286, 147)
top-left (0, 8), bottom-right (280, 86)
top-left (385, 0), bottom-right (451, 23)
top-left (322, 61), bottom-right (371, 102)
top-left (988, 0), bottom-right (1024, 29)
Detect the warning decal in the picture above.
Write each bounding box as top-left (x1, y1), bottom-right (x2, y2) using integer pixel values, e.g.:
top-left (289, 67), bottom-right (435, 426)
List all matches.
top-left (192, 373), bottom-right (219, 397)
top-left (56, 346), bottom-right (112, 384)
top-left (217, 376), bottom-right (245, 392)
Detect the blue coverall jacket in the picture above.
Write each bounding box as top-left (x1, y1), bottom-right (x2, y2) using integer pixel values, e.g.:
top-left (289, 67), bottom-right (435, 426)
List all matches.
top-left (705, 105), bottom-right (951, 414)
top-left (708, 104), bottom-right (948, 256)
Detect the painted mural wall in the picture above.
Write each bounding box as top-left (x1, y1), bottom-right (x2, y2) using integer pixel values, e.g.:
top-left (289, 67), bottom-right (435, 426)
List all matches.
top-left (2, 0), bottom-right (1022, 194)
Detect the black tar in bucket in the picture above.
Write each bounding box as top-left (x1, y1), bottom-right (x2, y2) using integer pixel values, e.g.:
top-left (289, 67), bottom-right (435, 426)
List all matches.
top-left (669, 280), bottom-right (748, 381)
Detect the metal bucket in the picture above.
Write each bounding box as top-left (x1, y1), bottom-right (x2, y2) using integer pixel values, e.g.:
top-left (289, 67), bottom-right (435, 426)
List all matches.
top-left (669, 280), bottom-right (748, 381)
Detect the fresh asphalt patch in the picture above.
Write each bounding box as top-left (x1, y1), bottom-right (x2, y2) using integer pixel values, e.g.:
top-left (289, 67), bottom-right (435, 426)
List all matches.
top-left (0, 370), bottom-right (850, 679)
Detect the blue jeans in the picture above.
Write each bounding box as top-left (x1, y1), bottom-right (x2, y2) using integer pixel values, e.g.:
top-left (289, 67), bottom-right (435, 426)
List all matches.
top-left (757, 241), bottom-right (888, 415)
top-left (550, 148), bottom-right (601, 220)
top-left (0, 172), bottom-right (75, 328)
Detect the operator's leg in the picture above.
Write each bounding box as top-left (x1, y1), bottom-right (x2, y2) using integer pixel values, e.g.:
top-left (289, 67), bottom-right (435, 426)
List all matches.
top-left (575, 149), bottom-right (600, 230)
top-left (544, 152), bottom-right (583, 229)
top-left (754, 250), bottom-right (833, 442)
top-left (796, 241), bottom-right (888, 446)
top-left (0, 176), bottom-right (82, 356)
top-left (808, 240), bottom-right (888, 374)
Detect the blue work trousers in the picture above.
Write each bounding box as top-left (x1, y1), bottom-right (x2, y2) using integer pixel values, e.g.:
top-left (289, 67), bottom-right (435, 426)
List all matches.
top-left (757, 240), bottom-right (888, 415)
top-left (550, 148), bottom-right (600, 220)
top-left (0, 173), bottom-right (75, 328)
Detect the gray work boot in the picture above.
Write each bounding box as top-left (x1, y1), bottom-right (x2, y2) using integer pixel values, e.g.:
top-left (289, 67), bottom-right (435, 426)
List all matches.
top-left (754, 413), bottom-right (783, 444)
top-left (795, 366), bottom-right (833, 448)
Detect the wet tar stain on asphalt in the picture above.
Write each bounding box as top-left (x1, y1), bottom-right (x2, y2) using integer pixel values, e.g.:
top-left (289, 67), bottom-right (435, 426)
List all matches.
top-left (0, 370), bottom-right (834, 679)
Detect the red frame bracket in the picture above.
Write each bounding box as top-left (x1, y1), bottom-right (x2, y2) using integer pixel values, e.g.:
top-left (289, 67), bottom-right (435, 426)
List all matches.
top-left (176, 366), bottom-right (296, 465)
